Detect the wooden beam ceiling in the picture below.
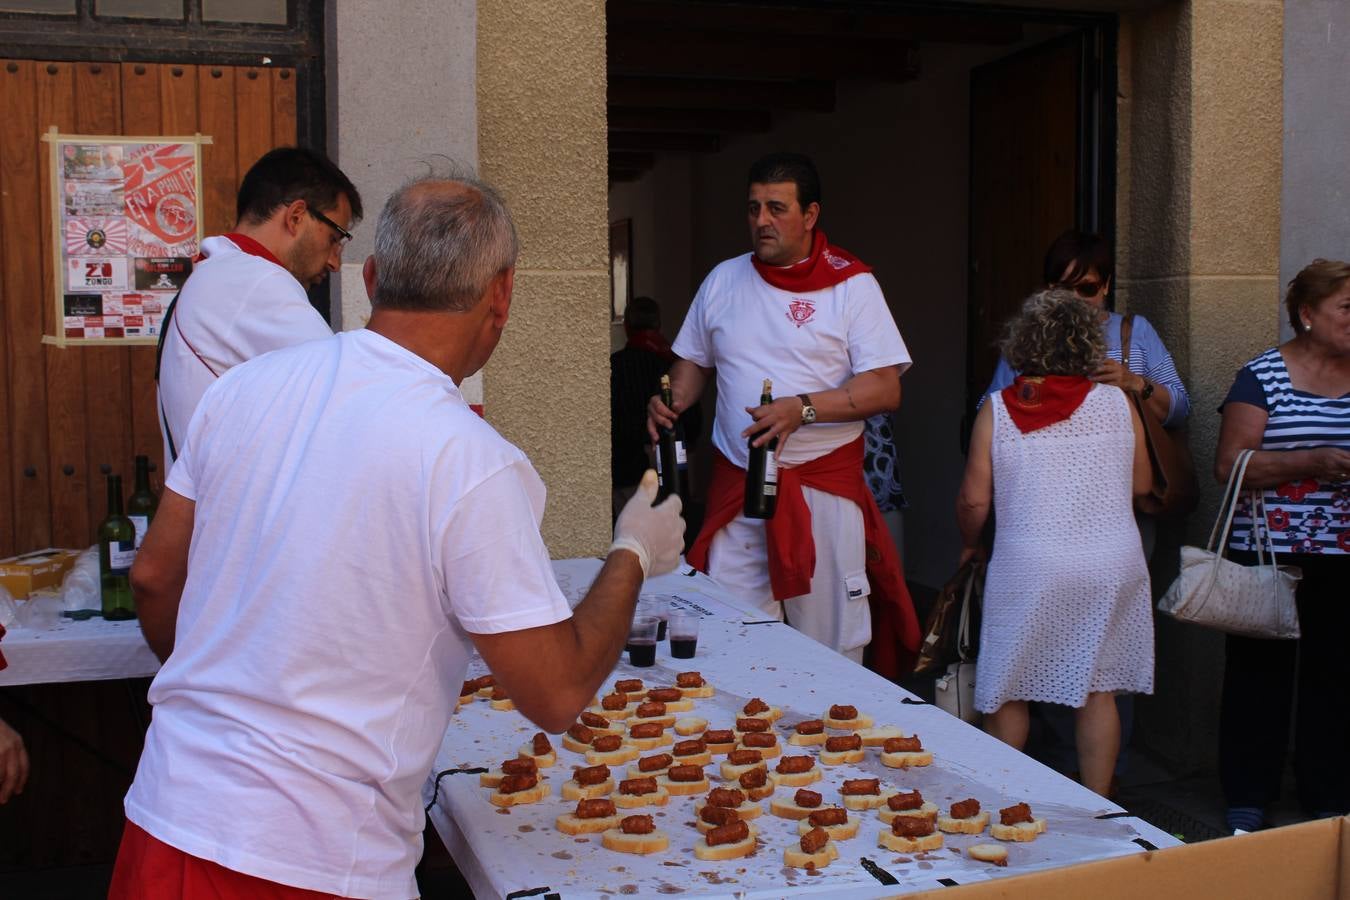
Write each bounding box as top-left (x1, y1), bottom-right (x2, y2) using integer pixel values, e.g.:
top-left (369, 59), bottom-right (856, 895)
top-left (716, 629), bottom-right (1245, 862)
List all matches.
top-left (609, 106), bottom-right (772, 134)
top-left (608, 76), bottom-right (835, 113)
top-left (609, 30), bottom-right (920, 82)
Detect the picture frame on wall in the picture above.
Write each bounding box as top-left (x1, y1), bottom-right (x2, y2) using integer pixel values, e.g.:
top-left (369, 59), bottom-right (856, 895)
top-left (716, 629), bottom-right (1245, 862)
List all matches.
top-left (610, 218), bottom-right (632, 323)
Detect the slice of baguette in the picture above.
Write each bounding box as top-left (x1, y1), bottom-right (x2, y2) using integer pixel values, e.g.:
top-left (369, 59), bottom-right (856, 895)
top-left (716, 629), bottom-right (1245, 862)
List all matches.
top-left (627, 732), bottom-right (674, 752)
top-left (517, 744), bottom-right (556, 768)
top-left (858, 725), bottom-right (905, 747)
top-left (741, 706), bottom-right (783, 723)
top-left (734, 740), bottom-right (781, 760)
top-left (819, 748), bottom-right (865, 766)
top-left (704, 738), bottom-right (737, 756)
top-left (561, 734), bottom-right (595, 754)
top-left (475, 685), bottom-right (495, 699)
top-left (877, 801), bottom-right (939, 825)
top-left (489, 698), bottom-right (516, 712)
top-left (841, 792), bottom-right (888, 811)
top-left (795, 814), bottom-right (859, 841)
top-left (601, 827), bottom-right (670, 855)
top-left (481, 767), bottom-right (549, 789)
top-left (772, 767), bottom-right (822, 788)
top-left (878, 830), bottom-right (943, 853)
top-left (679, 684), bottom-right (715, 699)
top-left (822, 712), bottom-right (873, 731)
top-left (612, 787), bottom-right (671, 808)
top-left (626, 763), bottom-right (671, 779)
top-left (769, 797), bottom-right (823, 820)
top-left (487, 781), bottom-right (551, 807)
top-left (587, 704), bottom-right (638, 721)
top-left (880, 749), bottom-right (933, 769)
top-left (783, 840), bottom-right (839, 870)
top-left (585, 746), bottom-right (640, 767)
top-left (693, 828), bottom-right (757, 860)
top-left (969, 843), bottom-right (1009, 866)
top-left (657, 698), bottom-right (694, 713)
top-left (719, 760), bottom-right (766, 781)
top-left (743, 777), bottom-right (776, 801)
top-left (937, 811), bottom-right (991, 834)
top-left (990, 819), bottom-right (1046, 842)
top-left (555, 812), bottom-right (620, 835)
top-left (786, 732), bottom-right (827, 748)
top-left (630, 713), bottom-right (678, 730)
top-left (657, 773), bottom-right (710, 796)
top-left (560, 778), bottom-right (614, 800)
top-left (674, 717), bottom-right (708, 736)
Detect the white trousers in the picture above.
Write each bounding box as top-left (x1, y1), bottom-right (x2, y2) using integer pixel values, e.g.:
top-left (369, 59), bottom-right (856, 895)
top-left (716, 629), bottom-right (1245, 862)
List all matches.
top-left (707, 486), bottom-right (872, 662)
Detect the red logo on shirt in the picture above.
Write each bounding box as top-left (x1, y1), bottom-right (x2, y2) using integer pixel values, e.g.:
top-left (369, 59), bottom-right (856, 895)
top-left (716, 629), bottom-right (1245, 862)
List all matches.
top-left (786, 299), bottom-right (815, 328)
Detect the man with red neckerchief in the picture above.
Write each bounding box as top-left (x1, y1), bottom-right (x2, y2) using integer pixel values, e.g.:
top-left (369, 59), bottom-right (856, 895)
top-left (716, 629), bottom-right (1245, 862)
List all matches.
top-left (648, 152), bottom-right (920, 674)
top-left (156, 147), bottom-right (362, 472)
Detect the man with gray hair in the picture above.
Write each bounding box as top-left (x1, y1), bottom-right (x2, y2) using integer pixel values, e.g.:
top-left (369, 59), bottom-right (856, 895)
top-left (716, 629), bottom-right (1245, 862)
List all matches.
top-left (112, 176), bottom-right (685, 899)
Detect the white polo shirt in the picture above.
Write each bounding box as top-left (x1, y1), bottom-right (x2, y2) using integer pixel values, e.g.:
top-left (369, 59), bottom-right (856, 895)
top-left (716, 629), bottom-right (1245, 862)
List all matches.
top-left (157, 234), bottom-right (331, 470)
top-left (673, 252), bottom-right (911, 467)
top-left (126, 329), bottom-right (572, 899)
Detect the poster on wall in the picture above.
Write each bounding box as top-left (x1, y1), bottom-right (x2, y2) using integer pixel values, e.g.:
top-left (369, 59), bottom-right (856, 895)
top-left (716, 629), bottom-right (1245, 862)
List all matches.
top-left (42, 129), bottom-right (210, 347)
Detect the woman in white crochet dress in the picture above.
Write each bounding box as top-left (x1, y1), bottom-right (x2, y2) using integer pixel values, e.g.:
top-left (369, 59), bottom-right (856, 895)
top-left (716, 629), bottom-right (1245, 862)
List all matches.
top-left (956, 289), bottom-right (1154, 797)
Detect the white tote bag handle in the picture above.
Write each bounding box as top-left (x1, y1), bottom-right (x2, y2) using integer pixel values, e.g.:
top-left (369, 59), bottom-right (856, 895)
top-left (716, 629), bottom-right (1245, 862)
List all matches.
top-left (1206, 449), bottom-right (1256, 555)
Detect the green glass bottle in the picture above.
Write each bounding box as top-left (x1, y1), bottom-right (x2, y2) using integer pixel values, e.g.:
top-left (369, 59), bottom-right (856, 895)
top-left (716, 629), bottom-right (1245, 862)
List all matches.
top-left (743, 378), bottom-right (779, 519)
top-left (98, 474), bottom-right (137, 620)
top-left (127, 454), bottom-right (159, 549)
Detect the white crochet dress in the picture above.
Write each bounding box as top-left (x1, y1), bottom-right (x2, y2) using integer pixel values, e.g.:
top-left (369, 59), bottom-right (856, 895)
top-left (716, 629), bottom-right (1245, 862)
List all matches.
top-left (974, 384), bottom-right (1154, 713)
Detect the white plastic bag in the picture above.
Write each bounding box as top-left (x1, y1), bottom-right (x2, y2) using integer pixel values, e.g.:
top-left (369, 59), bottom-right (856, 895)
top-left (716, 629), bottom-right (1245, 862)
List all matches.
top-left (60, 546), bottom-right (101, 615)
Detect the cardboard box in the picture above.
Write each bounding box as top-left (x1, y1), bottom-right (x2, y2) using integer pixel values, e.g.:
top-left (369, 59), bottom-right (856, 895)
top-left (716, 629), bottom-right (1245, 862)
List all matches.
top-left (905, 815), bottom-right (1348, 899)
top-left (0, 548), bottom-right (81, 599)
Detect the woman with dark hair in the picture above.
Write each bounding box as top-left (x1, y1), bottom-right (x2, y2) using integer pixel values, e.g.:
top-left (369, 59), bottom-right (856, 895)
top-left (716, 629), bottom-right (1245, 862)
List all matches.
top-left (986, 229), bottom-right (1190, 449)
top-left (1214, 259), bottom-right (1350, 834)
top-left (958, 289), bottom-right (1153, 797)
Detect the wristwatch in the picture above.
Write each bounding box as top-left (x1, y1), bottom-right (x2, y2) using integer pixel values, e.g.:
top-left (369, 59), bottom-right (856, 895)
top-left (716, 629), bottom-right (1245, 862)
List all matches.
top-left (1139, 379), bottom-right (1154, 400)
top-left (798, 394), bottom-right (817, 425)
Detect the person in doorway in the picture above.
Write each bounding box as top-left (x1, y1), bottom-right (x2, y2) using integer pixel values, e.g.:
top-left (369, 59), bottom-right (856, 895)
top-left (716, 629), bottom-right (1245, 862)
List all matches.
top-left (958, 288), bottom-right (1154, 798)
top-left (156, 146), bottom-right (364, 471)
top-left (647, 152), bottom-right (919, 674)
top-left (111, 175), bottom-right (685, 899)
top-left (611, 295), bottom-right (702, 518)
top-left (1215, 259), bottom-right (1350, 834)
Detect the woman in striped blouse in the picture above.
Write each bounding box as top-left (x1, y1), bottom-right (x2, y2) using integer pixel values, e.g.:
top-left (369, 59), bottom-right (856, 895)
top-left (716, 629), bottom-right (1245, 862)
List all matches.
top-left (1215, 258), bottom-right (1350, 833)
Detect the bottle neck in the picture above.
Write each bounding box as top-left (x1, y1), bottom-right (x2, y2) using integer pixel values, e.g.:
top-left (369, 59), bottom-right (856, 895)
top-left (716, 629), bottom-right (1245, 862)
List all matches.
top-left (107, 477), bottom-right (123, 516)
top-left (133, 457), bottom-right (151, 492)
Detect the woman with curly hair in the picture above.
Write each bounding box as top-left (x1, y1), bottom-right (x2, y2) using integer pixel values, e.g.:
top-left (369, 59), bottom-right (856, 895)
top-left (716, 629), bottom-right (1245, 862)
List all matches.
top-left (956, 288), bottom-right (1153, 796)
top-left (1215, 259), bottom-right (1350, 833)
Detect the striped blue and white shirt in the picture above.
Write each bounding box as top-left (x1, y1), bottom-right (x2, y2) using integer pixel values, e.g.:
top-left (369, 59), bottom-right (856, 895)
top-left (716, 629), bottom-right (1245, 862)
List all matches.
top-left (1223, 347), bottom-right (1350, 555)
top-left (984, 312), bottom-right (1191, 426)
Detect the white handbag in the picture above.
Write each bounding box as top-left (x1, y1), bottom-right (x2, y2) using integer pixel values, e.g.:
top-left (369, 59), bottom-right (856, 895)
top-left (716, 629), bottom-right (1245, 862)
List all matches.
top-left (933, 577), bottom-right (980, 723)
top-left (1158, 449), bottom-right (1302, 639)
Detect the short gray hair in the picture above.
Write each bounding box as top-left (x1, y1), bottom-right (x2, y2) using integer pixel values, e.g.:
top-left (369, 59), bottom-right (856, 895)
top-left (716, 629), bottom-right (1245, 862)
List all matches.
top-left (371, 174), bottom-right (519, 312)
top-left (999, 288), bottom-right (1105, 376)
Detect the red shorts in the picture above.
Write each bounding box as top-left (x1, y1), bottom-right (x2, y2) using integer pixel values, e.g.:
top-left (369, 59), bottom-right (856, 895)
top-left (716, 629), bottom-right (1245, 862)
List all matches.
top-left (108, 819), bottom-right (346, 899)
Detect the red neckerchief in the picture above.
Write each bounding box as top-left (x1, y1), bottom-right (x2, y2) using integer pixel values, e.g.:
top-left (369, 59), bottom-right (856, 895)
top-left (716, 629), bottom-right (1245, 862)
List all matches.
top-left (624, 328), bottom-right (674, 361)
top-left (223, 232), bottom-right (285, 268)
top-left (750, 229), bottom-right (871, 292)
top-left (1000, 375), bottom-right (1092, 433)
top-left (686, 437), bottom-right (921, 680)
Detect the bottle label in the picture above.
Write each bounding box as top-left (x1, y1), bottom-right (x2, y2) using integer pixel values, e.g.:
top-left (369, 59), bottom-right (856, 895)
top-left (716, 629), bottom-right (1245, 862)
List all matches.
top-left (764, 450), bottom-right (778, 484)
top-left (109, 540), bottom-right (136, 573)
top-left (655, 452), bottom-right (663, 476)
top-left (129, 515), bottom-right (150, 549)
top-left (675, 441), bottom-right (687, 466)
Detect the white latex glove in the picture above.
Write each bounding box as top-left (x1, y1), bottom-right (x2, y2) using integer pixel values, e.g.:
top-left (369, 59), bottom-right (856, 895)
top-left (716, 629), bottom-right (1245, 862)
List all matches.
top-left (610, 469), bottom-right (684, 578)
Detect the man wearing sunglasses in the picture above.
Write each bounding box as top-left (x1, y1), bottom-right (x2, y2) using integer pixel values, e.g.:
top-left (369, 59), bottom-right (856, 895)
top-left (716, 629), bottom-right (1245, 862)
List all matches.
top-left (156, 146), bottom-right (363, 472)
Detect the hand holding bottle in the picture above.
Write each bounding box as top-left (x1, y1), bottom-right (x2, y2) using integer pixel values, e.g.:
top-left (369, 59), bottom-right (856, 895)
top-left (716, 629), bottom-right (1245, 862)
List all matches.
top-left (610, 469), bottom-right (685, 578)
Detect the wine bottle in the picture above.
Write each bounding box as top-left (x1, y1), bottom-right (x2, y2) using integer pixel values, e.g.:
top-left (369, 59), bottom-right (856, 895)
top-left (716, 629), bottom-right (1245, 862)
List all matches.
top-left (98, 474), bottom-right (137, 621)
top-left (127, 454), bottom-right (159, 549)
top-left (654, 374), bottom-right (688, 504)
top-left (743, 378), bottom-right (779, 519)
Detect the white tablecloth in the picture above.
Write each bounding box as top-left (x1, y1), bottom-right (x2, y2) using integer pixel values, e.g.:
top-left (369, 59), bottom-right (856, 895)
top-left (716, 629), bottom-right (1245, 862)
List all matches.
top-left (426, 560), bottom-right (1178, 899)
top-left (0, 615), bottom-right (161, 686)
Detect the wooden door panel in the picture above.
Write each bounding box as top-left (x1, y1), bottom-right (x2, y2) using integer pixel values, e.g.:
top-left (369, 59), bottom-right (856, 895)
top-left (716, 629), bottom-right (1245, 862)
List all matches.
top-left (0, 60), bottom-right (298, 557)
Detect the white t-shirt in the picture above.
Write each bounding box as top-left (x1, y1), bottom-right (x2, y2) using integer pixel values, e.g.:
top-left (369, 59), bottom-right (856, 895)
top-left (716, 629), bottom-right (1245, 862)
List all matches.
top-left (672, 253), bottom-right (912, 468)
top-left (125, 330), bottom-right (573, 899)
top-left (157, 234), bottom-right (331, 471)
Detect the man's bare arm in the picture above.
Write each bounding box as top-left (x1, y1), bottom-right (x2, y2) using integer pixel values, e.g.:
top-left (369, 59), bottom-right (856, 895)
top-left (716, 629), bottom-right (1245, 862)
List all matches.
top-left (744, 364), bottom-right (902, 448)
top-left (130, 488), bottom-right (195, 662)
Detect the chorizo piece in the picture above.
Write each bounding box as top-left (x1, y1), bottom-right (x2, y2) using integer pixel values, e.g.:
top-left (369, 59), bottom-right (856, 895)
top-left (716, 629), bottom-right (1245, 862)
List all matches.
top-left (675, 672), bottom-right (705, 687)
top-left (799, 826), bottom-right (829, 854)
top-left (706, 787), bottom-right (745, 808)
top-left (825, 735), bottom-right (862, 753)
top-left (892, 815), bottom-right (935, 838)
top-left (531, 733), bottom-right (552, 755)
top-left (950, 798), bottom-right (981, 819)
top-left (794, 719), bottom-right (825, 735)
top-left (576, 798), bottom-right (616, 818)
top-left (1000, 802), bottom-right (1033, 826)
top-left (498, 773), bottom-right (537, 794)
top-left (727, 749), bottom-right (763, 766)
top-left (673, 740), bottom-right (707, 757)
top-left (828, 704), bottom-right (858, 720)
top-left (574, 764), bottom-right (611, 786)
top-left (567, 723), bottom-right (594, 743)
top-left (794, 789), bottom-right (823, 808)
top-left (705, 820), bottom-right (750, 847)
top-left (703, 730), bottom-right (735, 745)
top-left (620, 814), bottom-right (655, 835)
top-left (580, 711), bottom-right (611, 729)
top-left (741, 732), bottom-right (776, 748)
top-left (735, 717), bottom-right (769, 733)
top-left (601, 693), bottom-right (628, 711)
top-left (592, 734), bottom-right (622, 753)
top-left (700, 804), bottom-right (740, 826)
top-left (500, 758), bottom-right (537, 776)
top-left (647, 688), bottom-right (682, 703)
top-left (883, 735), bottom-right (923, 753)
top-left (738, 767), bottom-right (767, 789)
top-left (637, 753), bottom-right (673, 773)
top-left (629, 722), bottom-right (664, 739)
top-left (668, 764), bottom-right (704, 782)
top-left (840, 778), bottom-right (880, 796)
top-left (619, 777), bottom-right (658, 796)
top-left (614, 679), bottom-right (644, 693)
top-left (808, 807), bottom-right (847, 827)
top-left (635, 701), bottom-right (667, 719)
top-left (887, 790), bottom-right (923, 811)
top-left (743, 698), bottom-right (770, 715)
top-left (775, 755), bottom-right (813, 774)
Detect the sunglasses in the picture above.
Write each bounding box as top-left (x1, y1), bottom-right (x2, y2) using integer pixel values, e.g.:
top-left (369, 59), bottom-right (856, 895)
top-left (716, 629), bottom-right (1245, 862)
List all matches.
top-left (1055, 279), bottom-right (1105, 299)
top-left (308, 208), bottom-right (353, 247)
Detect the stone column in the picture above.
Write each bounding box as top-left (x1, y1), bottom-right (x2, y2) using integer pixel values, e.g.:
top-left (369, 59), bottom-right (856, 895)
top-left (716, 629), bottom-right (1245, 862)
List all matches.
top-left (478, 0), bottom-right (611, 557)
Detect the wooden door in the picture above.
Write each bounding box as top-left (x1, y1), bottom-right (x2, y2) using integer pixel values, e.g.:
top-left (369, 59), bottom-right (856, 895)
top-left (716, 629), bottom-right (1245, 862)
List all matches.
top-left (966, 36), bottom-right (1082, 418)
top-left (0, 60), bottom-right (297, 558)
